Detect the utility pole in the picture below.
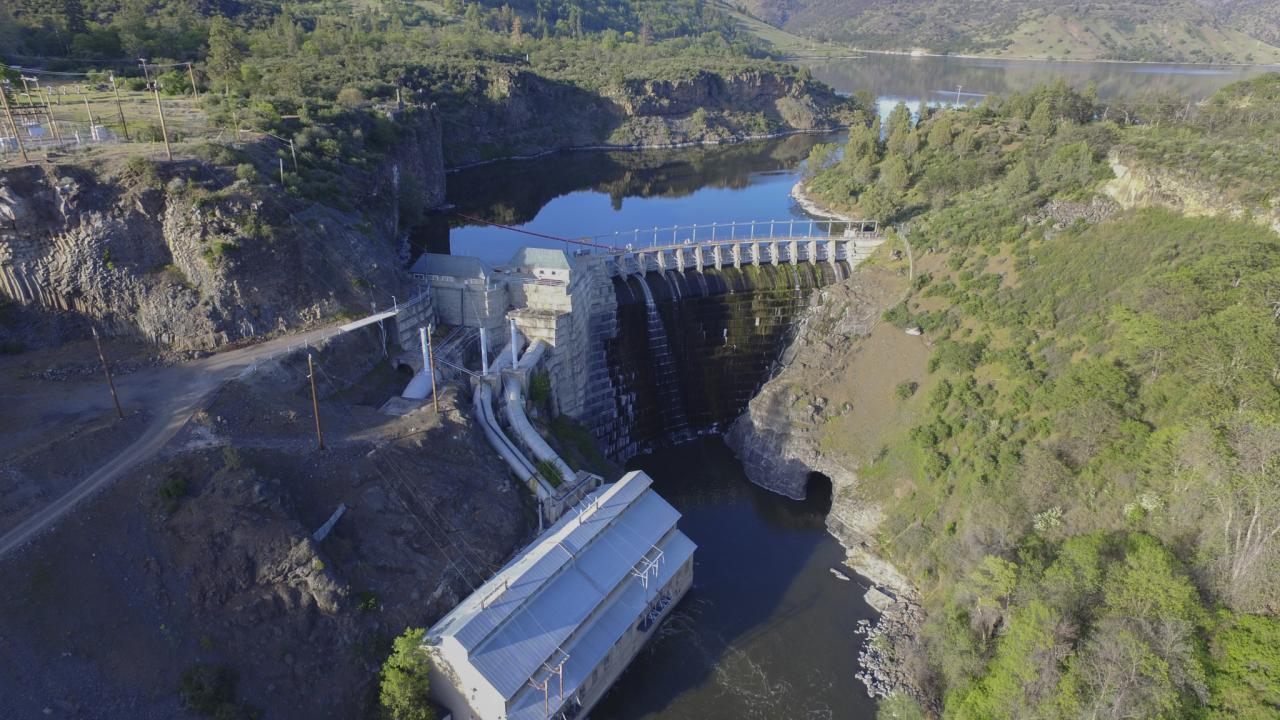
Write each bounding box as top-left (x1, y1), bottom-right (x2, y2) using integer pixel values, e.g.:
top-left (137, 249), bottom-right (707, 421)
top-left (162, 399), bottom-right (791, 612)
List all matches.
top-left (109, 75), bottom-right (129, 141)
top-left (307, 352), bottom-right (325, 450)
top-left (138, 58), bottom-right (151, 86)
top-left (0, 87), bottom-right (29, 163)
top-left (955, 84), bottom-right (963, 106)
top-left (152, 83), bottom-right (172, 160)
top-left (38, 87), bottom-right (59, 142)
top-left (278, 156), bottom-right (285, 185)
top-left (79, 87), bottom-right (98, 141)
top-left (288, 138), bottom-right (297, 171)
top-left (186, 62), bottom-right (200, 99)
top-left (91, 327), bottom-right (125, 420)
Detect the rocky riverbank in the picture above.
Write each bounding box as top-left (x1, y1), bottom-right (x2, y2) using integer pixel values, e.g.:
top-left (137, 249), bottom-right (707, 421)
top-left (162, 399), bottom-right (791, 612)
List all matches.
top-left (855, 597), bottom-right (926, 700)
top-left (791, 180), bottom-right (858, 222)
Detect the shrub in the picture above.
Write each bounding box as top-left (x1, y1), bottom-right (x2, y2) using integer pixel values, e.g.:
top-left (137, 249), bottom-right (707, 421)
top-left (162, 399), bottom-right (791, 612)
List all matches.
top-left (178, 664), bottom-right (250, 718)
top-left (357, 591), bottom-right (382, 613)
top-left (234, 163), bottom-right (259, 183)
top-left (536, 459), bottom-right (564, 487)
top-left (336, 86), bottom-right (366, 108)
top-left (895, 381), bottom-right (919, 400)
top-left (123, 156), bottom-right (162, 190)
top-left (529, 373), bottom-right (552, 406)
top-left (883, 302), bottom-right (912, 328)
top-left (157, 472), bottom-right (189, 513)
top-left (381, 628), bottom-right (435, 720)
top-left (221, 445), bottom-right (243, 470)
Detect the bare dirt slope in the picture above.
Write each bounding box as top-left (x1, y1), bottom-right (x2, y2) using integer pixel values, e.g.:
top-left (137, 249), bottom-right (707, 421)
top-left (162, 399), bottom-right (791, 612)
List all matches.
top-left (0, 328), bottom-right (531, 720)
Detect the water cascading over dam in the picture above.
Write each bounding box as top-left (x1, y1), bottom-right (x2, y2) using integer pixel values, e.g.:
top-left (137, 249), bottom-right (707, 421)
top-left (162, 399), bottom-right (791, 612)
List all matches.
top-left (589, 262), bottom-right (849, 459)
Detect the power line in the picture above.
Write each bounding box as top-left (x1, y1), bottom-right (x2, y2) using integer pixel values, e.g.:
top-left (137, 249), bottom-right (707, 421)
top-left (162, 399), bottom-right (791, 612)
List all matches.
top-left (455, 212), bottom-right (612, 250)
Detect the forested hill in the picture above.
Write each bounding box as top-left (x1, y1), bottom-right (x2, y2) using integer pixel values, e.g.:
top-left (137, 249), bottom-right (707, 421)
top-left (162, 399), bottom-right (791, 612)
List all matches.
top-left (2, 0), bottom-right (861, 169)
top-left (731, 0), bottom-right (1280, 64)
top-left (793, 73), bottom-right (1280, 717)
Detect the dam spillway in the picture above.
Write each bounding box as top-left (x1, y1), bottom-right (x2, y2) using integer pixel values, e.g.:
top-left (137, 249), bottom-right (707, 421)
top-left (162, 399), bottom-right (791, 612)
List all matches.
top-left (593, 262), bottom-right (849, 458)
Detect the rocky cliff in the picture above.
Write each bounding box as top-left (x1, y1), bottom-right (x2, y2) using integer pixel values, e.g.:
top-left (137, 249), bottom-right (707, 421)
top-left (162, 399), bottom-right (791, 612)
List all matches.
top-left (1104, 153), bottom-right (1280, 235)
top-left (0, 108), bottom-right (445, 352)
top-left (434, 65), bottom-right (856, 167)
top-left (726, 262), bottom-right (915, 595)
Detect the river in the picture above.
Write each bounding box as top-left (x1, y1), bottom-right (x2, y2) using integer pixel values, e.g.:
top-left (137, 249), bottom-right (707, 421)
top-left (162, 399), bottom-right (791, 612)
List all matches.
top-left (421, 54), bottom-right (1277, 719)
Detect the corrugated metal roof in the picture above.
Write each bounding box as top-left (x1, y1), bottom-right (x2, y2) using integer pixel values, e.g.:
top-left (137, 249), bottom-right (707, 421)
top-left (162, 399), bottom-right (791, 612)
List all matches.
top-left (410, 252), bottom-right (491, 280)
top-left (428, 471), bottom-right (692, 703)
top-left (507, 531), bottom-right (697, 720)
top-left (469, 492), bottom-right (680, 698)
top-left (436, 473), bottom-right (653, 652)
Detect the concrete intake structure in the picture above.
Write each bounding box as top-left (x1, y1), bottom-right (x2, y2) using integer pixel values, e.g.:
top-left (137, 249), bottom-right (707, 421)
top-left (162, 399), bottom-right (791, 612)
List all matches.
top-left (425, 470), bottom-right (695, 720)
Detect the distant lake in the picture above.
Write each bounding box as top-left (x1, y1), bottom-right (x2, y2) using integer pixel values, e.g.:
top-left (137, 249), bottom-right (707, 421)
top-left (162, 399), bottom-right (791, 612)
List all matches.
top-left (805, 52), bottom-right (1277, 120)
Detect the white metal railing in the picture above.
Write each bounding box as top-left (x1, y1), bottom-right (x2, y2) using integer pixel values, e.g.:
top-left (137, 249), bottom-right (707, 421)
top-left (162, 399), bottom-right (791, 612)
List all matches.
top-left (581, 219), bottom-right (880, 253)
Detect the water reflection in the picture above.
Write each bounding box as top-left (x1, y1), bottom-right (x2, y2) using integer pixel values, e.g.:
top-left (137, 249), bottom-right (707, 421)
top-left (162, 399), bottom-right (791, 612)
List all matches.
top-left (413, 134), bottom-right (840, 264)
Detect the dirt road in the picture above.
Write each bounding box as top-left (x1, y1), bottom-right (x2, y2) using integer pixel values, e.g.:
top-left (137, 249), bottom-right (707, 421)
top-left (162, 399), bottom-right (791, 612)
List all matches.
top-left (0, 315), bottom-right (393, 560)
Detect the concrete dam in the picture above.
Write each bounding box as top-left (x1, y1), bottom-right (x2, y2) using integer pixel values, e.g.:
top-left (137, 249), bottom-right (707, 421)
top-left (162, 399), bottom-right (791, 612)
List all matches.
top-left (405, 221), bottom-right (882, 720)
top-left (410, 222), bottom-right (882, 461)
top-left (592, 262), bottom-right (853, 458)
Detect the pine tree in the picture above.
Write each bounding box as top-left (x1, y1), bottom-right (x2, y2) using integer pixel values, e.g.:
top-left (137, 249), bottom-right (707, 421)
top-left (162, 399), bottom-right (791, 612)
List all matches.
top-left (206, 16), bottom-right (245, 96)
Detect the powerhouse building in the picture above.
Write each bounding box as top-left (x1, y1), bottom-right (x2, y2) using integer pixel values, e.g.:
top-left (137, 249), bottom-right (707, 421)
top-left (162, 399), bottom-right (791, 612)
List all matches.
top-left (425, 470), bottom-right (695, 720)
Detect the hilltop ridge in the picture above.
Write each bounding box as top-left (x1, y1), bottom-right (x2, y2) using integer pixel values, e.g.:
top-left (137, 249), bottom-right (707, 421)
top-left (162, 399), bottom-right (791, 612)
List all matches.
top-left (729, 0), bottom-right (1280, 64)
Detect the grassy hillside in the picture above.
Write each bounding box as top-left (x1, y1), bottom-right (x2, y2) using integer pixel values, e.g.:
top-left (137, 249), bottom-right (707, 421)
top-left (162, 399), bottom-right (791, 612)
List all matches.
top-left (803, 74), bottom-right (1280, 717)
top-left (728, 0), bottom-right (1280, 63)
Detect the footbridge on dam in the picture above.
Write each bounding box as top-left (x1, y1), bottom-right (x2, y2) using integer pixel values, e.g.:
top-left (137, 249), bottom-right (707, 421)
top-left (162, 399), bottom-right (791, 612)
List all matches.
top-left (582, 218), bottom-right (883, 276)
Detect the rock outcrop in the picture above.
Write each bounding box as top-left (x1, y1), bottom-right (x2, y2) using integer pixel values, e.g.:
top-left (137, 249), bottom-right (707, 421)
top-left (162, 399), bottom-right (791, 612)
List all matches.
top-left (728, 261), bottom-right (925, 703)
top-left (1105, 153), bottom-right (1280, 235)
top-left (0, 107), bottom-right (444, 352)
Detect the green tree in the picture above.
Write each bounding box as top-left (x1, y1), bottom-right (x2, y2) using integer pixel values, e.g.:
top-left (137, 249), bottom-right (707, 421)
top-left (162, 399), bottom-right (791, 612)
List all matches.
top-left (879, 155), bottom-right (910, 194)
top-left (1029, 101), bottom-right (1055, 139)
top-left (1207, 611), bottom-right (1280, 719)
top-left (926, 114), bottom-right (953, 150)
top-left (953, 600), bottom-right (1069, 720)
top-left (1001, 158), bottom-right (1035, 197)
top-left (886, 101), bottom-right (912, 143)
top-left (381, 628), bottom-right (435, 720)
top-left (207, 16), bottom-right (245, 95)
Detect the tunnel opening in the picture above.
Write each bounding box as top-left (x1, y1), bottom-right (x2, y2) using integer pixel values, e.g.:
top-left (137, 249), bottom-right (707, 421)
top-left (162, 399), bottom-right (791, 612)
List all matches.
top-left (804, 472), bottom-right (833, 514)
